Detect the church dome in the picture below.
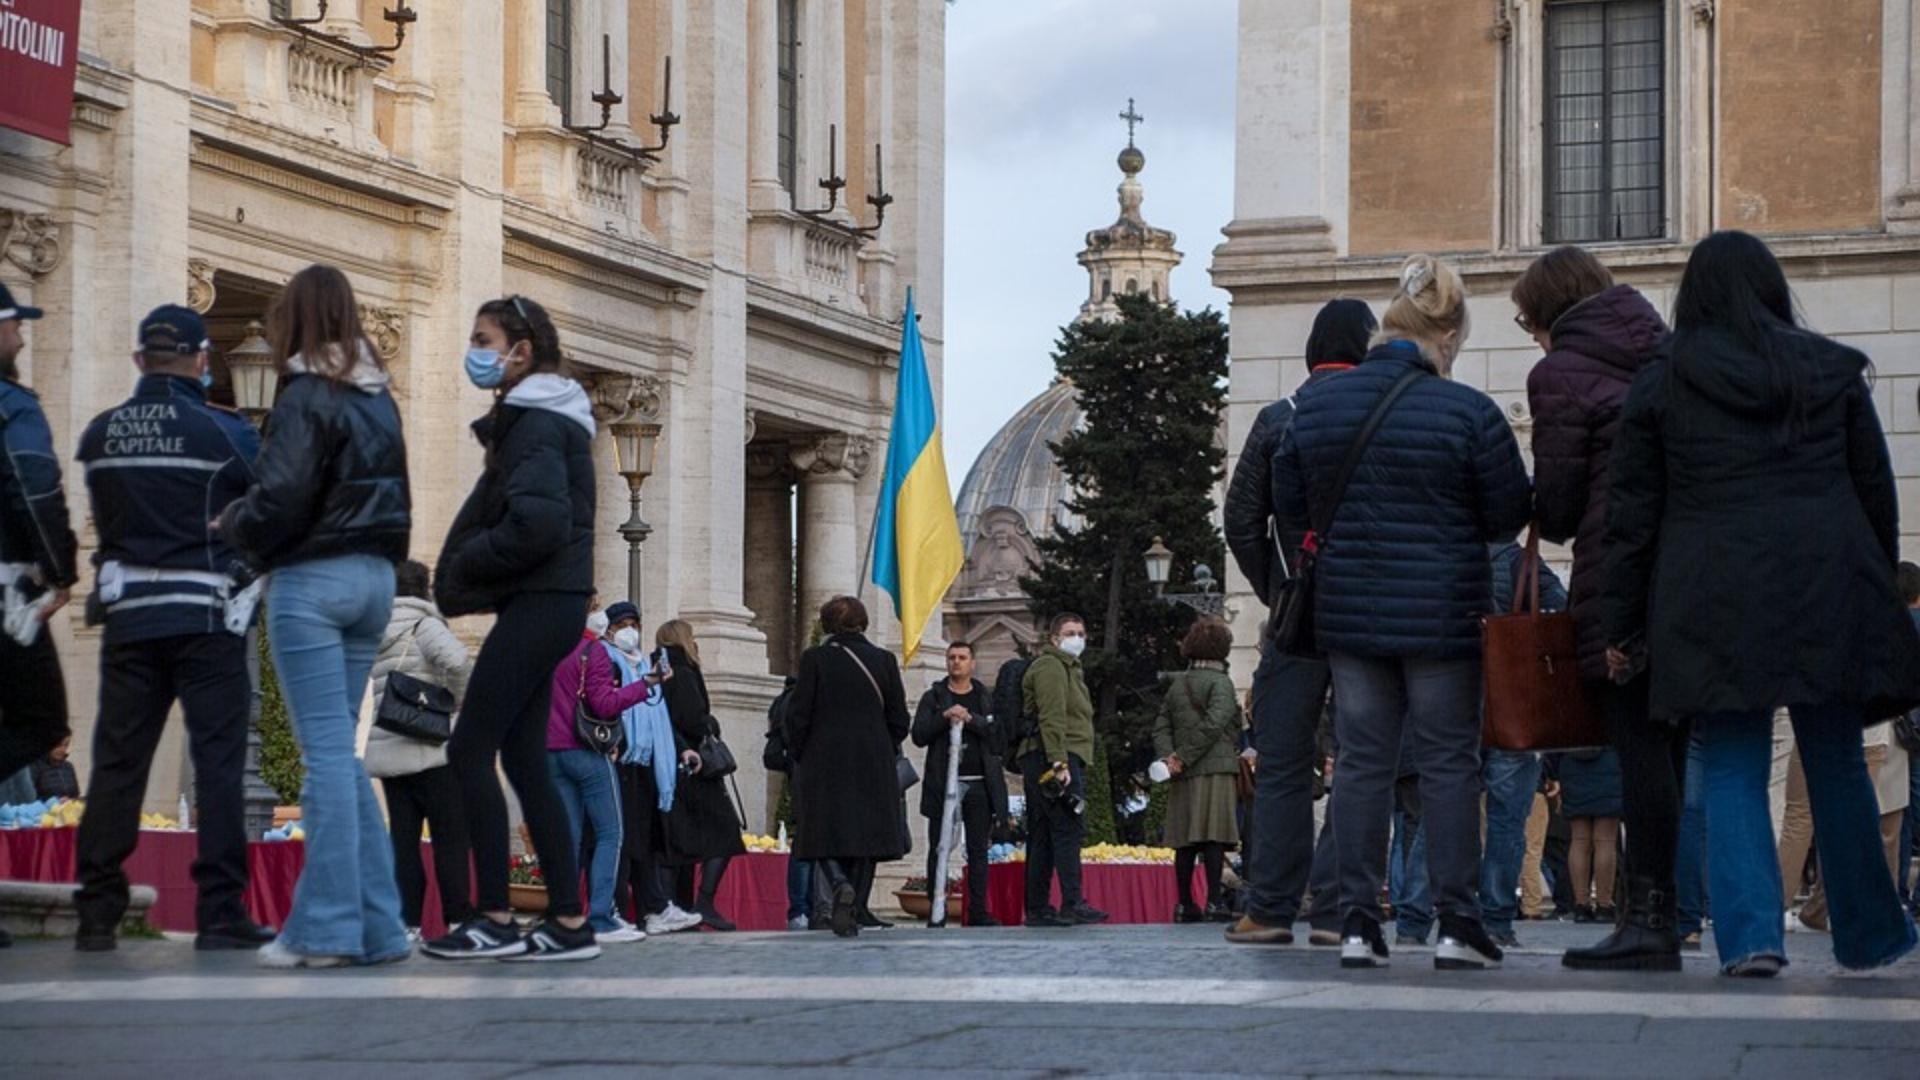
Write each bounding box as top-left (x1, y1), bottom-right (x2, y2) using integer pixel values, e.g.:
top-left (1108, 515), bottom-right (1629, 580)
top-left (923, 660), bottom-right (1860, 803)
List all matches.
top-left (954, 378), bottom-right (1083, 552)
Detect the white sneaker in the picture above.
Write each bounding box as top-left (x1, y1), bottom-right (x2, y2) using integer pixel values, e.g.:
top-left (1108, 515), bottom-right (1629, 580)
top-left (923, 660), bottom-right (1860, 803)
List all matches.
top-left (405, 927), bottom-right (423, 945)
top-left (598, 916), bottom-right (647, 944)
top-left (257, 939), bottom-right (351, 969)
top-left (788, 916), bottom-right (810, 931)
top-left (645, 904), bottom-right (703, 935)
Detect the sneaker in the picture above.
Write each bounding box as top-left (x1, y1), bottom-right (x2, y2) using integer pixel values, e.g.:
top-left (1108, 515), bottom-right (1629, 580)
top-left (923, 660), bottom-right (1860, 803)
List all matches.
top-left (1340, 912), bottom-right (1390, 968)
top-left (1435, 915), bottom-right (1504, 970)
top-left (787, 916), bottom-right (810, 931)
top-left (1174, 903), bottom-right (1205, 924)
top-left (1064, 903), bottom-right (1110, 925)
top-left (1489, 929), bottom-right (1521, 949)
top-left (644, 904), bottom-right (703, 936)
top-left (829, 881), bottom-right (858, 938)
top-left (506, 919), bottom-right (601, 962)
top-left (1025, 908), bottom-right (1071, 928)
top-left (1308, 926), bottom-right (1342, 947)
top-left (1727, 954), bottom-right (1785, 978)
top-left (422, 917), bottom-right (526, 960)
top-left (257, 939), bottom-right (351, 969)
top-left (1224, 914), bottom-right (1295, 945)
top-left (855, 908), bottom-right (894, 929)
top-left (597, 917), bottom-right (647, 944)
top-left (196, 919), bottom-right (277, 951)
top-left (405, 927), bottom-right (424, 946)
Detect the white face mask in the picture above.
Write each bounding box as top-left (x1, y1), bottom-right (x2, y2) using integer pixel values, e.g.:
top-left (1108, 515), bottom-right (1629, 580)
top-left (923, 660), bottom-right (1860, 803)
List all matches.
top-left (1058, 634), bottom-right (1087, 658)
top-left (613, 627), bottom-right (642, 653)
top-left (586, 611), bottom-right (610, 637)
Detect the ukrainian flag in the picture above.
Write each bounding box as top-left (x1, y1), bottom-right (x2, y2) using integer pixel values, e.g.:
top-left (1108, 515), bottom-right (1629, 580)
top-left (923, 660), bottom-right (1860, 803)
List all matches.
top-left (871, 289), bottom-right (963, 664)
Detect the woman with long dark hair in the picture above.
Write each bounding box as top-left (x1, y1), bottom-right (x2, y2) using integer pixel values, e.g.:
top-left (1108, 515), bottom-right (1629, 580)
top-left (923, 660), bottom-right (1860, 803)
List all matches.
top-left (654, 619), bottom-right (747, 931)
top-left (1603, 231), bottom-right (1920, 976)
top-left (422, 295), bottom-right (601, 961)
top-left (220, 264), bottom-right (412, 968)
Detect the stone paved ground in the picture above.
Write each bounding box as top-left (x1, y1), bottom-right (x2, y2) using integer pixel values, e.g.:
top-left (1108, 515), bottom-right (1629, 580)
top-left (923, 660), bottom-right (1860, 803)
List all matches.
top-left (3, 920), bottom-right (1918, 1078)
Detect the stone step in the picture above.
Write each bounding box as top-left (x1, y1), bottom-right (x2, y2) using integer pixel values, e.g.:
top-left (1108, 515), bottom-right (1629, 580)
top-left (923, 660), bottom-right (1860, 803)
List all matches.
top-left (0, 879), bottom-right (157, 940)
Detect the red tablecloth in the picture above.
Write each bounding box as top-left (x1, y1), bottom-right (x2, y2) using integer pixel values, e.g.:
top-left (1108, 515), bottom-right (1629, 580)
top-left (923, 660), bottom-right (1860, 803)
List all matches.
top-left (0, 828), bottom-right (789, 936)
top-left (979, 861), bottom-right (1202, 925)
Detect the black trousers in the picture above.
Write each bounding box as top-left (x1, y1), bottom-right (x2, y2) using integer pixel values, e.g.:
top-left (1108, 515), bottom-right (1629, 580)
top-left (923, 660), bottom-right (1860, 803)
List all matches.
top-left (447, 591), bottom-right (588, 918)
top-left (1021, 751), bottom-right (1087, 912)
top-left (614, 762), bottom-right (672, 918)
top-left (0, 630), bottom-right (68, 782)
top-left (75, 634), bottom-right (249, 930)
top-left (381, 765), bottom-right (474, 929)
top-left (1602, 675), bottom-right (1690, 891)
top-left (925, 780), bottom-right (993, 917)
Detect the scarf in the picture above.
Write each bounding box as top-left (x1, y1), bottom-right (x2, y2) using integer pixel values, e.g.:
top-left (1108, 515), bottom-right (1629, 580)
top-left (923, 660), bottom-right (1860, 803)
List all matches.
top-left (603, 642), bottom-right (676, 811)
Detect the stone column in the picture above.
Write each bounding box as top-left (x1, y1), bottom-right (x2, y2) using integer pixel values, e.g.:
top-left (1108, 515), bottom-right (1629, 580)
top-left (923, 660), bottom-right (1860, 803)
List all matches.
top-left (746, 0), bottom-right (784, 211)
top-left (743, 442), bottom-right (797, 674)
top-left (510, 0), bottom-right (560, 127)
top-left (805, 0), bottom-right (848, 217)
top-left (791, 433), bottom-right (872, 625)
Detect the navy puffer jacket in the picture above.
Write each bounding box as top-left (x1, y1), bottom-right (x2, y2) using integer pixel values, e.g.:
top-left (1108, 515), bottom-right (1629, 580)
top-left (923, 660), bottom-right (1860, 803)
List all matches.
top-left (1272, 342), bottom-right (1533, 659)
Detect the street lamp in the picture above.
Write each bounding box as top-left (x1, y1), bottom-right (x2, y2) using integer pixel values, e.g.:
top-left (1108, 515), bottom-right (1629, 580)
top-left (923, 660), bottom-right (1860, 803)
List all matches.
top-left (224, 319), bottom-right (279, 840)
top-left (1142, 537), bottom-right (1173, 594)
top-left (225, 321), bottom-right (277, 425)
top-left (609, 416), bottom-right (661, 617)
top-left (1143, 537), bottom-right (1225, 617)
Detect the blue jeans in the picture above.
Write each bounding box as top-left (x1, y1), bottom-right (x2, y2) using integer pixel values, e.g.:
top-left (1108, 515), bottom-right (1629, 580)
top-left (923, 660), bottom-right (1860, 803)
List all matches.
top-left (268, 555), bottom-right (408, 962)
top-left (787, 858), bottom-right (814, 923)
top-left (1699, 705), bottom-right (1918, 973)
top-left (1390, 803), bottom-right (1431, 941)
top-left (1478, 749), bottom-right (1541, 937)
top-left (1675, 734), bottom-right (1708, 936)
top-left (548, 749), bottom-right (624, 931)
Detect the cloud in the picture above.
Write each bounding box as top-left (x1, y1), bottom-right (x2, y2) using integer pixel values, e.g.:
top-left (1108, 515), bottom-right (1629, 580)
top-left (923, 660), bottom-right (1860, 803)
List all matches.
top-left (942, 0), bottom-right (1237, 489)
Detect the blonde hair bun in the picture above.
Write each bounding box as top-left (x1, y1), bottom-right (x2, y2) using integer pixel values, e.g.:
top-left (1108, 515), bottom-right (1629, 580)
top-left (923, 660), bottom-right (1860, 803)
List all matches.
top-left (1376, 253), bottom-right (1468, 357)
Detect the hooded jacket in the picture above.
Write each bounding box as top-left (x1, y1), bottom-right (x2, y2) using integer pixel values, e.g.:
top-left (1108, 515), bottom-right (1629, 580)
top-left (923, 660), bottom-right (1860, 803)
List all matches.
top-left (1525, 285), bottom-right (1668, 679)
top-left (1603, 325), bottom-right (1920, 724)
top-left (436, 373), bottom-right (596, 616)
top-left (365, 596), bottom-right (469, 779)
top-left (221, 344), bottom-right (410, 570)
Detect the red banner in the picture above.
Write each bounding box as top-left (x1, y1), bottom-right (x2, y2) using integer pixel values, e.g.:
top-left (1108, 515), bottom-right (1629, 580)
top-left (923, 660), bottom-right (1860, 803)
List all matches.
top-left (0, 0), bottom-right (81, 145)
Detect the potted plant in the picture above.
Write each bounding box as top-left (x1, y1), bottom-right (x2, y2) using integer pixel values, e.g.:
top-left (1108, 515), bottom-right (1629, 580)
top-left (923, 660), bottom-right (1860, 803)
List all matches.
top-left (507, 854), bottom-right (547, 913)
top-left (893, 874), bottom-right (963, 921)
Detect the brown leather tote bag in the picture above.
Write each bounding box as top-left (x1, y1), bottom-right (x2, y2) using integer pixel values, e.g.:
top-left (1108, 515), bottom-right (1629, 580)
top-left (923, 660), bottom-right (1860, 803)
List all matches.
top-left (1481, 527), bottom-right (1606, 752)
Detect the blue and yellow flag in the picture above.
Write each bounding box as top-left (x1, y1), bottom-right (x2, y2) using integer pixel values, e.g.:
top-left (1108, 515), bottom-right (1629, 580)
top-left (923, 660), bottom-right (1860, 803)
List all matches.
top-left (871, 289), bottom-right (963, 664)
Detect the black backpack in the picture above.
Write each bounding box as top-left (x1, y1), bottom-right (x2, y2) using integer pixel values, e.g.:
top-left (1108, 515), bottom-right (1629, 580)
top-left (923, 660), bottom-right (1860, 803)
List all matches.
top-left (992, 656), bottom-right (1036, 757)
top-left (762, 677), bottom-right (797, 773)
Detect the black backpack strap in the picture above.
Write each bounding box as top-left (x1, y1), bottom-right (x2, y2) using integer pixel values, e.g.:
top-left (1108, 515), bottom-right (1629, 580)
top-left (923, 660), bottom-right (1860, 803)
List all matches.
top-left (1309, 368), bottom-right (1425, 542)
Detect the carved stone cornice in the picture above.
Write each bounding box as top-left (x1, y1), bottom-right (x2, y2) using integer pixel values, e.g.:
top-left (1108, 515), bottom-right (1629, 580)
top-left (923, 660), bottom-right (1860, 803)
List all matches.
top-left (1691, 0), bottom-right (1715, 25)
top-left (581, 370), bottom-right (666, 424)
top-left (189, 136), bottom-right (448, 231)
top-left (0, 210), bottom-right (62, 278)
top-left (790, 433), bottom-right (874, 481)
top-left (187, 259), bottom-right (217, 313)
top-left (358, 304), bottom-right (403, 361)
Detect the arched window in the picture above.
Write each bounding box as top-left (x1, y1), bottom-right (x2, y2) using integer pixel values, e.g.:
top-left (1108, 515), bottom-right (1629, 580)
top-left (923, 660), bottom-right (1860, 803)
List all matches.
top-left (1101, 277), bottom-right (1111, 300)
top-left (1125, 277), bottom-right (1138, 294)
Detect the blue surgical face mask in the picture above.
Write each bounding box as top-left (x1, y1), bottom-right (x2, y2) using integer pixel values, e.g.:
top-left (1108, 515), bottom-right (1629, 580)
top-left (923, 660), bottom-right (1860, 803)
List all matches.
top-left (464, 347), bottom-right (505, 389)
top-left (199, 368), bottom-right (214, 390)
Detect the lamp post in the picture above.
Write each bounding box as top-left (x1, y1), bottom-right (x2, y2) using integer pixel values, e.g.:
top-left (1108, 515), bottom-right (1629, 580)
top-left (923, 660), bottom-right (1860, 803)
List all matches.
top-left (1142, 536), bottom-right (1173, 595)
top-left (609, 416), bottom-right (660, 616)
top-left (1141, 536), bottom-right (1225, 617)
top-left (224, 320), bottom-right (280, 840)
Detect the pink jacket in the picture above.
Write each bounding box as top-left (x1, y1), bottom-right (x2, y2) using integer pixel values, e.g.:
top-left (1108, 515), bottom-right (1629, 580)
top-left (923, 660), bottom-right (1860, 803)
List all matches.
top-left (548, 634), bottom-right (653, 751)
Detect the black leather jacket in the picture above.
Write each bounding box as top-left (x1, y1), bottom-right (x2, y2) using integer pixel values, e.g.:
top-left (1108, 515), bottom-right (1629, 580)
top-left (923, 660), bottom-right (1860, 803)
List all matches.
top-left (220, 372), bottom-right (411, 570)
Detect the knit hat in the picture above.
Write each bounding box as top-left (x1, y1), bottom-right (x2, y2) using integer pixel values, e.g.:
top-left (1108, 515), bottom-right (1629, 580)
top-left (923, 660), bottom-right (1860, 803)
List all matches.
top-left (604, 601), bottom-right (640, 627)
top-left (1304, 298), bottom-right (1377, 369)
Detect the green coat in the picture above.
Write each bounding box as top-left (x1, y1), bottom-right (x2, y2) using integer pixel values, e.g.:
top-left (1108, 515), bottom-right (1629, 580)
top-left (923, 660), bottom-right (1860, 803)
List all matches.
top-left (1152, 663), bottom-right (1242, 777)
top-left (1020, 646), bottom-right (1095, 765)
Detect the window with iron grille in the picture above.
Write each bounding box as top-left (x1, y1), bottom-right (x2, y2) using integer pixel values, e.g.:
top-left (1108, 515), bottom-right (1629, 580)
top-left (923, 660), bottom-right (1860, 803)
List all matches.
top-left (778, 0), bottom-right (800, 193)
top-left (546, 0), bottom-right (573, 125)
top-left (1544, 1), bottom-right (1665, 243)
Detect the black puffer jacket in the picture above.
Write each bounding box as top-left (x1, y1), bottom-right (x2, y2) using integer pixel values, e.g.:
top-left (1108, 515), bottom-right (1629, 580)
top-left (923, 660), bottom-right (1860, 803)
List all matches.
top-left (1603, 326), bottom-right (1920, 725)
top-left (221, 363), bottom-right (410, 570)
top-left (1525, 285), bottom-right (1667, 679)
top-left (1225, 367), bottom-right (1349, 606)
top-left (436, 377), bottom-right (596, 617)
top-left (1272, 342), bottom-right (1533, 659)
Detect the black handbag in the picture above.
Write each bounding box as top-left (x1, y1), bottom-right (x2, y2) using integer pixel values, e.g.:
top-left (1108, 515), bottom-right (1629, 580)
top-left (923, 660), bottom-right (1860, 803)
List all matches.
top-left (572, 644), bottom-right (626, 758)
top-left (373, 626), bottom-right (456, 743)
top-left (1269, 369), bottom-right (1424, 658)
top-left (695, 722), bottom-right (738, 781)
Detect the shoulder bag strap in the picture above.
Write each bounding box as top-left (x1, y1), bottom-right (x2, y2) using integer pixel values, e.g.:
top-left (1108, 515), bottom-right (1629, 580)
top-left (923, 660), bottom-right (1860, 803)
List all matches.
top-left (1309, 368), bottom-right (1426, 544)
top-left (833, 641), bottom-right (886, 710)
top-left (1511, 524), bottom-right (1544, 617)
top-left (575, 640), bottom-right (591, 703)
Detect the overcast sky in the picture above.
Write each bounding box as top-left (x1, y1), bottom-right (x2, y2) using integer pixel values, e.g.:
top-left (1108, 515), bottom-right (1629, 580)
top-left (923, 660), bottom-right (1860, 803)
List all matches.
top-left (940, 0), bottom-right (1238, 485)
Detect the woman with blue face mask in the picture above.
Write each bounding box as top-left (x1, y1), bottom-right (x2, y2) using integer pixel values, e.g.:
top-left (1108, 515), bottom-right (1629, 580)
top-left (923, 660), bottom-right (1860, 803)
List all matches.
top-left (423, 295), bottom-right (603, 962)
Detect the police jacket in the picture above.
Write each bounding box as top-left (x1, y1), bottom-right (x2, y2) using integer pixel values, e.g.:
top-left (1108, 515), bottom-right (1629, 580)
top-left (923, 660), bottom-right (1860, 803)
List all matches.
top-left (1272, 342), bottom-right (1533, 659)
top-left (76, 374), bottom-right (259, 643)
top-left (0, 378), bottom-right (77, 588)
top-left (220, 350), bottom-right (411, 572)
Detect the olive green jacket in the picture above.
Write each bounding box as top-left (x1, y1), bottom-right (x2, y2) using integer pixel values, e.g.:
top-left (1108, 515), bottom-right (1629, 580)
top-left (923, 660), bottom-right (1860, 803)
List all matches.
top-left (1151, 662), bottom-right (1242, 777)
top-left (1020, 645), bottom-right (1095, 765)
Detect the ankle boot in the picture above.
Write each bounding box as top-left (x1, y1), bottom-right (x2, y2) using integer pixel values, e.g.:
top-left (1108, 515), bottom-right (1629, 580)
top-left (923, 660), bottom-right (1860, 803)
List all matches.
top-left (1561, 875), bottom-right (1683, 972)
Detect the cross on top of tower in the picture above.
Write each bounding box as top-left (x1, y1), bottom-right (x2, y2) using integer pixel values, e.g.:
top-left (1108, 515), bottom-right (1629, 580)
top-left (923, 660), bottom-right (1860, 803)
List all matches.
top-left (1120, 97), bottom-right (1143, 147)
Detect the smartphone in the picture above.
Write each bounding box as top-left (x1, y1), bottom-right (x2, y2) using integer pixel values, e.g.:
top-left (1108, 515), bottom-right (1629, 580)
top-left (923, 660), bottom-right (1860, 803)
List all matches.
top-left (1611, 632), bottom-right (1648, 685)
top-left (654, 647), bottom-right (672, 679)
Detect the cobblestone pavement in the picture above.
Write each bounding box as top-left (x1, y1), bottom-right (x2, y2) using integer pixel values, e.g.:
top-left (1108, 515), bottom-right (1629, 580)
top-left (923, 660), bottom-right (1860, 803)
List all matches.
top-left (2, 919), bottom-right (1917, 1077)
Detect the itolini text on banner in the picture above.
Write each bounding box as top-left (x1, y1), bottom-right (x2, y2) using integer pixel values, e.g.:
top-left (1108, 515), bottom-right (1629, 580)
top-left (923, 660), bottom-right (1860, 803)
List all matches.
top-left (0, 0), bottom-right (82, 146)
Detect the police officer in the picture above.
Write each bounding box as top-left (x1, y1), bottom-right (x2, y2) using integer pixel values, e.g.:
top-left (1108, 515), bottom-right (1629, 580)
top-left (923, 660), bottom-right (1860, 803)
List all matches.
top-left (0, 283), bottom-right (79, 944)
top-left (71, 304), bottom-right (274, 952)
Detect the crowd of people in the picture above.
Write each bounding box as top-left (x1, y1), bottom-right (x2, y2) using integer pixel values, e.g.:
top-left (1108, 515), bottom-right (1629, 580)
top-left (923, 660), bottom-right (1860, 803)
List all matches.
top-left (2, 228), bottom-right (1918, 979)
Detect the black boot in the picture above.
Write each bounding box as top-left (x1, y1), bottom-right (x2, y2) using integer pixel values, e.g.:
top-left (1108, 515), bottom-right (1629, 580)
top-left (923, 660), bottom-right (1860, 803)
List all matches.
top-left (1561, 876), bottom-right (1682, 972)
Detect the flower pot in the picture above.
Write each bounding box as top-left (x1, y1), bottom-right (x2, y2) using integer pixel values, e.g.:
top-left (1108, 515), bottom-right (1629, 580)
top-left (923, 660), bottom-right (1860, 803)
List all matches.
top-left (893, 889), bottom-right (962, 921)
top-left (508, 883), bottom-right (548, 913)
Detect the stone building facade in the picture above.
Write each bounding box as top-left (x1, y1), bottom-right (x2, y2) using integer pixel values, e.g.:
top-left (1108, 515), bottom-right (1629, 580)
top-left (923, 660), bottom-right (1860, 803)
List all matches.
top-left (0, 0), bottom-right (945, 827)
top-left (1212, 0), bottom-right (1920, 683)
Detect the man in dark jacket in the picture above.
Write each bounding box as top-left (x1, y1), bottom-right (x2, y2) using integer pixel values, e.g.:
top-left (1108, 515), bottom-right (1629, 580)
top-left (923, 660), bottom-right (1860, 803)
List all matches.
top-left (0, 286), bottom-right (77, 889)
top-left (912, 640), bottom-right (1007, 926)
top-left (1223, 298), bottom-right (1374, 946)
top-left (71, 305), bottom-right (274, 953)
